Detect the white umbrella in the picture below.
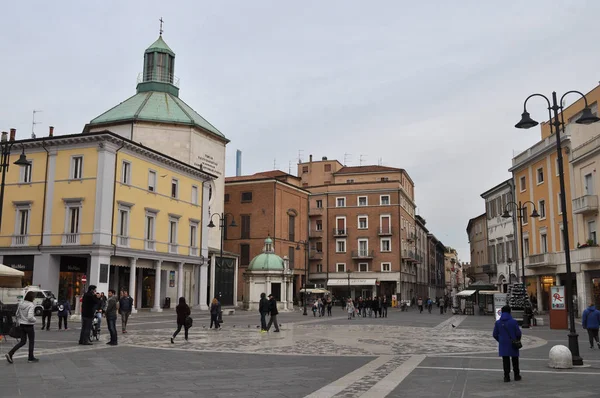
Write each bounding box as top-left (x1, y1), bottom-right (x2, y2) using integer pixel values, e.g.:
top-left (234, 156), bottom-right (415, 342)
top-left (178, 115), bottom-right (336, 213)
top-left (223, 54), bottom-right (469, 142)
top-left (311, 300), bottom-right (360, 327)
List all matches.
top-left (0, 264), bottom-right (24, 277)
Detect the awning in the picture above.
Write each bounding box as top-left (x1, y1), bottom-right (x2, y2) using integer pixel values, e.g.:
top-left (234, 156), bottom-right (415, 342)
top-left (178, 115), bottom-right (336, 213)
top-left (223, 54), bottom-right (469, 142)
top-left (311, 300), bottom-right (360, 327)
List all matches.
top-left (456, 290), bottom-right (477, 297)
top-left (478, 290), bottom-right (501, 295)
top-left (327, 279), bottom-right (376, 286)
top-left (300, 288), bottom-right (330, 294)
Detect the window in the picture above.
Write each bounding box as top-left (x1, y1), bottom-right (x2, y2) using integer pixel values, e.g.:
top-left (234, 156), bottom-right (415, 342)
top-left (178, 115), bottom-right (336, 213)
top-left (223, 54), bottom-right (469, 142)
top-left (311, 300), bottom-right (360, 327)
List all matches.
top-left (241, 192), bottom-right (253, 202)
top-left (316, 264), bottom-right (323, 273)
top-left (171, 179), bottom-right (179, 198)
top-left (381, 238), bottom-right (391, 252)
top-left (316, 220), bottom-right (322, 231)
top-left (359, 263), bottom-right (368, 272)
top-left (381, 263), bottom-right (391, 272)
top-left (537, 167), bottom-right (544, 184)
top-left (336, 263), bottom-right (346, 272)
top-left (316, 242), bottom-right (323, 252)
top-left (358, 239), bottom-right (368, 256)
top-left (358, 216), bottom-right (368, 229)
top-left (585, 173), bottom-right (594, 195)
top-left (539, 200), bottom-right (546, 219)
top-left (558, 192), bottom-right (563, 214)
top-left (148, 170), bottom-right (157, 192)
top-left (302, 166), bottom-right (308, 173)
top-left (121, 161), bottom-right (131, 185)
top-left (241, 215), bottom-right (251, 239)
top-left (316, 200), bottom-right (323, 208)
top-left (519, 176), bottom-right (526, 192)
top-left (488, 245), bottom-right (496, 264)
top-left (289, 215), bottom-right (295, 242)
top-left (64, 203), bottom-right (81, 244)
top-left (381, 177), bottom-right (389, 182)
top-left (288, 246), bottom-right (295, 269)
top-left (588, 221), bottom-right (597, 245)
top-left (224, 193), bottom-right (230, 203)
top-left (335, 217), bottom-right (346, 235)
top-left (540, 233), bottom-right (548, 253)
top-left (523, 237), bottom-right (529, 257)
top-left (191, 186), bottom-right (199, 205)
top-left (336, 239), bottom-right (346, 253)
top-left (380, 215), bottom-right (391, 234)
top-left (17, 209), bottom-right (29, 236)
top-left (240, 244), bottom-right (250, 266)
top-left (336, 197), bottom-right (346, 207)
top-left (169, 217), bottom-right (178, 253)
top-left (324, 164), bottom-right (331, 172)
top-left (346, 179), bottom-right (354, 183)
top-left (118, 207), bottom-right (130, 246)
top-left (358, 196), bottom-right (368, 206)
top-left (190, 223), bottom-right (198, 254)
top-left (19, 162), bottom-right (32, 183)
top-left (145, 212), bottom-right (156, 250)
top-left (522, 207), bottom-right (528, 225)
top-left (380, 195), bottom-right (390, 205)
top-left (496, 242), bottom-right (504, 264)
top-left (71, 156), bottom-right (83, 179)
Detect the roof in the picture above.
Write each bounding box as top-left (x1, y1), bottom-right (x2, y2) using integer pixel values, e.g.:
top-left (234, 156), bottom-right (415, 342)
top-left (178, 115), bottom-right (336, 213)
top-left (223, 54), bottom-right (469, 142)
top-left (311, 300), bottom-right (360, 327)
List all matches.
top-left (225, 170), bottom-right (300, 184)
top-left (248, 237), bottom-right (284, 271)
top-left (145, 36), bottom-right (175, 56)
top-left (480, 178), bottom-right (513, 199)
top-left (88, 91), bottom-right (226, 140)
top-left (335, 165), bottom-right (403, 175)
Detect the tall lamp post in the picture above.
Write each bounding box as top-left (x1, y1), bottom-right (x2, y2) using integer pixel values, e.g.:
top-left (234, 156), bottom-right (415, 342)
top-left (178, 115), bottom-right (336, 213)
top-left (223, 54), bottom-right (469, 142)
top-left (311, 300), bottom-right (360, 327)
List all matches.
top-left (296, 240), bottom-right (309, 315)
top-left (207, 213), bottom-right (237, 303)
top-left (502, 201), bottom-right (540, 284)
top-left (0, 136), bottom-right (30, 231)
top-left (515, 89), bottom-right (600, 365)
top-left (346, 269), bottom-right (352, 300)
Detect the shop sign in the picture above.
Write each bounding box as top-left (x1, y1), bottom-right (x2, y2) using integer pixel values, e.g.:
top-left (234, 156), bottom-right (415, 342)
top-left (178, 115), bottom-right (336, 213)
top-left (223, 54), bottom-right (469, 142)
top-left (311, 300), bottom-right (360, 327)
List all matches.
top-left (551, 286), bottom-right (565, 310)
top-left (59, 256), bottom-right (88, 273)
top-left (327, 279), bottom-right (376, 286)
top-left (3, 255), bottom-right (34, 271)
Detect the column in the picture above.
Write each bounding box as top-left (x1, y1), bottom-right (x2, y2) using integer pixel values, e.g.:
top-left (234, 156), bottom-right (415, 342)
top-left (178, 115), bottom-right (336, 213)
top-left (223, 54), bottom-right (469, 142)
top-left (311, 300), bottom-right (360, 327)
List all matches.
top-left (152, 260), bottom-right (163, 312)
top-left (89, 253), bottom-right (111, 294)
top-left (576, 271), bottom-right (588, 317)
top-left (233, 257), bottom-right (239, 307)
top-left (536, 276), bottom-right (543, 313)
top-left (199, 264), bottom-right (209, 310)
top-left (129, 257), bottom-right (137, 314)
top-left (281, 277), bottom-right (287, 310)
top-left (288, 279), bottom-right (293, 309)
top-left (177, 262), bottom-right (184, 302)
top-left (555, 274), bottom-right (561, 286)
top-left (137, 268), bottom-right (143, 310)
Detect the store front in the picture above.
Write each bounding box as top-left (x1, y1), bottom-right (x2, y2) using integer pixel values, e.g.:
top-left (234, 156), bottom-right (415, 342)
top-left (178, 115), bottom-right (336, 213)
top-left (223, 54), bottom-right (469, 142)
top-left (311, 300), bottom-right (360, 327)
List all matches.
top-left (3, 255), bottom-right (34, 287)
top-left (59, 256), bottom-right (88, 309)
top-left (141, 268), bottom-right (156, 308)
top-left (593, 276), bottom-right (600, 307)
top-left (327, 278), bottom-right (376, 300)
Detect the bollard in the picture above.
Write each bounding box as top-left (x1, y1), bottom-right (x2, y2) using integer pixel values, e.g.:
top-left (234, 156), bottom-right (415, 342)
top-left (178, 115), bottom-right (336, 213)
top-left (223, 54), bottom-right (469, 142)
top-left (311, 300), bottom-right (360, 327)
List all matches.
top-left (548, 345), bottom-right (573, 369)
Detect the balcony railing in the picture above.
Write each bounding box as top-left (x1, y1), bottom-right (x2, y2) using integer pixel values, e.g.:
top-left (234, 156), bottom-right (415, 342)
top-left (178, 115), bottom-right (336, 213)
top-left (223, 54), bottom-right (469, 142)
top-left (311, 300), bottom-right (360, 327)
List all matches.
top-left (12, 235), bottom-right (28, 246)
top-left (63, 233), bottom-right (80, 245)
top-left (309, 207), bottom-right (324, 216)
top-left (309, 230), bottom-right (324, 239)
top-left (309, 251), bottom-right (323, 260)
top-left (573, 195), bottom-right (599, 215)
top-left (571, 246), bottom-right (600, 264)
top-left (333, 228), bottom-right (348, 237)
top-left (117, 235), bottom-right (129, 247)
top-left (145, 240), bottom-right (155, 251)
top-left (169, 243), bottom-right (178, 254)
top-left (352, 250), bottom-right (374, 259)
top-left (402, 250), bottom-right (417, 262)
top-left (525, 253), bottom-right (552, 267)
top-left (137, 71), bottom-right (180, 87)
top-left (378, 227), bottom-right (393, 236)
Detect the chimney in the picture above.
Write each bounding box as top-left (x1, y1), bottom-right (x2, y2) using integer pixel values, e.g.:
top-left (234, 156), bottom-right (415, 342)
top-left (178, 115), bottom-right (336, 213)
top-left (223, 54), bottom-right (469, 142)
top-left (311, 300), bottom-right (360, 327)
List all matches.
top-left (9, 129), bottom-right (16, 141)
top-left (1, 132), bottom-right (7, 142)
top-left (309, 154), bottom-right (312, 163)
top-left (322, 156), bottom-right (328, 161)
top-left (49, 126), bottom-right (54, 137)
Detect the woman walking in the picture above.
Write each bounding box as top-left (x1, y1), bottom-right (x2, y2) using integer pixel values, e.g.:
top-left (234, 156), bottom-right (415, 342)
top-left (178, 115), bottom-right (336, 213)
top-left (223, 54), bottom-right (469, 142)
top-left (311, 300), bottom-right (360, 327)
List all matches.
top-left (210, 297), bottom-right (221, 330)
top-left (493, 305), bottom-right (522, 382)
top-left (346, 298), bottom-right (355, 320)
top-left (6, 291), bottom-right (39, 363)
top-left (171, 297), bottom-right (191, 343)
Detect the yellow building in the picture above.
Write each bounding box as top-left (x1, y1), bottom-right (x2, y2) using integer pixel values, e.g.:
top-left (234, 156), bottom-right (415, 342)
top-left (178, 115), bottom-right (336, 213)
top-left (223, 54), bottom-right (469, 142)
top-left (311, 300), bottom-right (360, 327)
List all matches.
top-left (0, 129), bottom-right (215, 311)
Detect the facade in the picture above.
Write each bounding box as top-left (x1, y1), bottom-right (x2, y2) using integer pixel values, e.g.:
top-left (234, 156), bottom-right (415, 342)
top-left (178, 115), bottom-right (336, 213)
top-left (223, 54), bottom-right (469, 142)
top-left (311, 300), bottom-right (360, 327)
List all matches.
top-left (84, 35), bottom-right (231, 307)
top-left (224, 171), bottom-right (309, 305)
top-left (444, 249), bottom-right (460, 294)
top-left (465, 213), bottom-right (491, 284)
top-left (298, 156), bottom-right (417, 301)
top-left (0, 130), bottom-right (214, 312)
top-left (415, 215), bottom-right (429, 299)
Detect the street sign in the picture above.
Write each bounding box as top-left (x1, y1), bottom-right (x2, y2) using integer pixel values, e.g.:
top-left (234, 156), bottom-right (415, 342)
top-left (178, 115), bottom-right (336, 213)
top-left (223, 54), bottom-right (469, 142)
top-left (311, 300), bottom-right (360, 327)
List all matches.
top-left (81, 275), bottom-right (87, 284)
top-left (551, 286), bottom-right (565, 310)
top-left (493, 293), bottom-right (507, 307)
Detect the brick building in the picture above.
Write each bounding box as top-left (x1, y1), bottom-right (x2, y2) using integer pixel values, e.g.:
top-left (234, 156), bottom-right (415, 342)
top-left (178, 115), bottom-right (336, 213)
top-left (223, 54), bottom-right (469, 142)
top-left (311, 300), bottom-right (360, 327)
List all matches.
top-left (223, 171), bottom-right (309, 303)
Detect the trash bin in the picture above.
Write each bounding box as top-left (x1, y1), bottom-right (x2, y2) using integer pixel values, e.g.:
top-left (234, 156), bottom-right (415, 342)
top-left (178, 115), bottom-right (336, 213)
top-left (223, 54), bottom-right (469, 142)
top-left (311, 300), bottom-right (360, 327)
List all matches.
top-left (164, 297), bottom-right (171, 309)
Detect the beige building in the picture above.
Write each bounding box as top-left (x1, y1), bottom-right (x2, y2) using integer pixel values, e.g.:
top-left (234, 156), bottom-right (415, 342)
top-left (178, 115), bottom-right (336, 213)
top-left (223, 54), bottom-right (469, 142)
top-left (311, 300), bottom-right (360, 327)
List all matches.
top-left (466, 213), bottom-right (489, 284)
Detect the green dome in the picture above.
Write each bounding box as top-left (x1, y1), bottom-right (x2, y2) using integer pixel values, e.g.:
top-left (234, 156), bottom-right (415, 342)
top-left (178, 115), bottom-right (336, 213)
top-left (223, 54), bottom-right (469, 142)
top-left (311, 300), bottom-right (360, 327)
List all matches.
top-left (248, 237), bottom-right (284, 271)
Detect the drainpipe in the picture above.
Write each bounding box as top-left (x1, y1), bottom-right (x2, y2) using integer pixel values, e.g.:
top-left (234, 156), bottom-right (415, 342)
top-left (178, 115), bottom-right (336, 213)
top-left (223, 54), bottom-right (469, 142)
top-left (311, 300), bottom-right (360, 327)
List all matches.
top-left (109, 140), bottom-right (126, 256)
top-left (37, 140), bottom-right (50, 252)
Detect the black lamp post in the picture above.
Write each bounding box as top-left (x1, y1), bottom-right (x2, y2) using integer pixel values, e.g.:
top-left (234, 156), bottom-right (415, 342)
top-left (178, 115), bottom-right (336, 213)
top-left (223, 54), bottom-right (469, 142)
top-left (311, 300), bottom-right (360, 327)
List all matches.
top-left (515, 90), bottom-right (600, 366)
top-left (207, 213), bottom-right (237, 303)
top-left (346, 269), bottom-right (352, 300)
top-left (296, 240), bottom-right (309, 315)
top-left (502, 200), bottom-right (540, 285)
top-left (0, 137), bottom-right (30, 231)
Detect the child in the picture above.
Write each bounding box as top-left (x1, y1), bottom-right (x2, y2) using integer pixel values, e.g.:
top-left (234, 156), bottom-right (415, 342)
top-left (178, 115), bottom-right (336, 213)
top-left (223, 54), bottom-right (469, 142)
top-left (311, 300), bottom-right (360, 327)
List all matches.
top-left (346, 299), bottom-right (355, 320)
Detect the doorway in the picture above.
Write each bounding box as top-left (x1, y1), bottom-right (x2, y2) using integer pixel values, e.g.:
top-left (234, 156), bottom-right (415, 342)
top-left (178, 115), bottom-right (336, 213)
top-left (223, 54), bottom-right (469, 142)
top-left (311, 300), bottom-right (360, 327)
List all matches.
top-left (141, 269), bottom-right (156, 308)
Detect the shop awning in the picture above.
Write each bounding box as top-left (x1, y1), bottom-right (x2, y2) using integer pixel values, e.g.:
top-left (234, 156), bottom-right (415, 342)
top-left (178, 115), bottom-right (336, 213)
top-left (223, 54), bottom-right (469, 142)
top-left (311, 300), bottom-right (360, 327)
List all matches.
top-left (478, 290), bottom-right (501, 295)
top-left (300, 288), bottom-right (330, 294)
top-left (327, 279), bottom-right (377, 286)
top-left (456, 289), bottom-right (477, 297)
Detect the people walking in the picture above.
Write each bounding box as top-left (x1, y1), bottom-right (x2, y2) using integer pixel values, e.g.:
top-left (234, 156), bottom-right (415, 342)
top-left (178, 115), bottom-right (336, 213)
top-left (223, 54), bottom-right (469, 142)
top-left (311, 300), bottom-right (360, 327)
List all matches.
top-left (417, 297), bottom-right (423, 313)
top-left (582, 302), bottom-right (600, 349)
top-left (105, 289), bottom-right (118, 346)
top-left (346, 298), bottom-right (355, 320)
top-left (382, 297), bottom-right (388, 318)
top-left (79, 285), bottom-right (100, 345)
top-left (439, 297), bottom-right (445, 314)
top-left (372, 296), bottom-right (380, 318)
top-left (326, 297), bottom-right (332, 317)
top-left (171, 297), bottom-right (191, 343)
top-left (210, 297), bottom-right (221, 330)
top-left (57, 297), bottom-right (71, 330)
top-left (266, 294), bottom-right (280, 332)
top-left (6, 291), bottom-right (38, 364)
top-left (427, 297), bottom-right (432, 313)
top-left (118, 290), bottom-right (134, 334)
top-left (41, 296), bottom-right (52, 331)
top-left (312, 301), bottom-right (318, 316)
top-left (259, 293), bottom-right (269, 332)
top-left (493, 305), bottom-right (522, 382)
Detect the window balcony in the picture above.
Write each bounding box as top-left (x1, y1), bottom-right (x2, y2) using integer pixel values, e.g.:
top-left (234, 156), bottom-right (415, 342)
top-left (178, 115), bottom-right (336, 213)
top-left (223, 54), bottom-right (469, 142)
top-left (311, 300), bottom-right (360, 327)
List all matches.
top-left (309, 251), bottom-right (323, 260)
top-left (309, 207), bottom-right (324, 216)
top-left (117, 235), bottom-right (129, 247)
top-left (352, 250), bottom-right (374, 259)
top-left (169, 243), bottom-right (178, 254)
top-left (309, 230), bottom-right (323, 239)
top-left (333, 228), bottom-right (348, 237)
top-left (378, 227), bottom-right (393, 236)
top-left (12, 235), bottom-right (28, 246)
top-left (402, 250), bottom-right (418, 262)
top-left (572, 195), bottom-right (599, 215)
top-left (524, 253), bottom-right (553, 268)
top-left (63, 233), bottom-right (80, 245)
top-left (145, 240), bottom-right (155, 251)
top-left (571, 246), bottom-right (600, 264)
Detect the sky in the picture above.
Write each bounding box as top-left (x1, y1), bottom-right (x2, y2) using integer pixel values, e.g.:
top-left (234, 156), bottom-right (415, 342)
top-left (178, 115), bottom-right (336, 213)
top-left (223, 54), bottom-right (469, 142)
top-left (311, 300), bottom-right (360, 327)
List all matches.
top-left (2, 1), bottom-right (600, 262)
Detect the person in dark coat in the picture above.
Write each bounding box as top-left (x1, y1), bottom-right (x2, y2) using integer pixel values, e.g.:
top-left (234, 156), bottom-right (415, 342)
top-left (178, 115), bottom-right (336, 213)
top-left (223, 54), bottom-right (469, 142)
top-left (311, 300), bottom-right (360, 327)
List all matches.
top-left (265, 294), bottom-right (280, 332)
top-left (381, 297), bottom-right (389, 318)
top-left (582, 303), bottom-right (600, 349)
top-left (57, 297), bottom-right (71, 330)
top-left (493, 305), bottom-right (522, 382)
top-left (41, 296), bottom-right (53, 331)
top-left (171, 297), bottom-right (191, 343)
top-left (79, 285), bottom-right (100, 345)
top-left (259, 293), bottom-right (269, 332)
top-left (210, 297), bottom-right (222, 330)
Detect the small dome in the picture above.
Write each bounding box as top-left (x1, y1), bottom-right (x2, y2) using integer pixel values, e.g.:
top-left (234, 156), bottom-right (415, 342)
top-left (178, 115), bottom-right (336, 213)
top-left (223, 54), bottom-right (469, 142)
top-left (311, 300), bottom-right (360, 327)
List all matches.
top-left (248, 236), bottom-right (283, 271)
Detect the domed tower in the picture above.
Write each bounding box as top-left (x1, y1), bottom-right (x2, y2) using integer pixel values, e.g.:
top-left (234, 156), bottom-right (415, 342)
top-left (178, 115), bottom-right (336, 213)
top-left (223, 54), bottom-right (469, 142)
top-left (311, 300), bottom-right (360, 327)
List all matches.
top-left (137, 35), bottom-right (178, 96)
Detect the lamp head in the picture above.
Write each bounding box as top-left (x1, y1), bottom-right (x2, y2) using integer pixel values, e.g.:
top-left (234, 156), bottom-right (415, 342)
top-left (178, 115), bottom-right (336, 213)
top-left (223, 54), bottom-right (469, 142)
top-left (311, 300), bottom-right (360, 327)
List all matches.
top-left (515, 111), bottom-right (539, 129)
top-left (575, 107), bottom-right (600, 125)
top-left (530, 209), bottom-right (540, 218)
top-left (13, 149), bottom-right (30, 166)
top-left (501, 210), bottom-right (511, 219)
top-left (207, 220), bottom-right (216, 228)
top-left (229, 219), bottom-right (237, 227)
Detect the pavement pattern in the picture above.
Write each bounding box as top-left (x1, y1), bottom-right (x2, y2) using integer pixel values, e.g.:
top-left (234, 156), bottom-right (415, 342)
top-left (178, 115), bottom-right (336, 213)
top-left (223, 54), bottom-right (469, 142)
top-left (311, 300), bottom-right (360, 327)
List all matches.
top-left (1, 307), bottom-right (599, 397)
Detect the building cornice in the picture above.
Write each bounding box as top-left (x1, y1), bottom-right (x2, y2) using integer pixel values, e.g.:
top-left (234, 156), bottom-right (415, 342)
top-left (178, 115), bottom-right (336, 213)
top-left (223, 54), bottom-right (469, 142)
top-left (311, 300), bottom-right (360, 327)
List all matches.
top-left (509, 133), bottom-right (570, 173)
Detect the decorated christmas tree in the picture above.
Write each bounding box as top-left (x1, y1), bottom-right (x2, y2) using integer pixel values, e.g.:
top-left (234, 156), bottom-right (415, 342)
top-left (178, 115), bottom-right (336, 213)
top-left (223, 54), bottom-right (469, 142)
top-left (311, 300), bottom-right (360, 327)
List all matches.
top-left (507, 283), bottom-right (531, 310)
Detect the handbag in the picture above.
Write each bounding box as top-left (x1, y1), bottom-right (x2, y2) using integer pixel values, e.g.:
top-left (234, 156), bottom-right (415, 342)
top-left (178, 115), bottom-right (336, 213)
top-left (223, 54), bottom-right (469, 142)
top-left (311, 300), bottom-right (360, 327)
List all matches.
top-left (185, 316), bottom-right (193, 329)
top-left (504, 322), bottom-right (522, 350)
top-left (9, 307), bottom-right (22, 339)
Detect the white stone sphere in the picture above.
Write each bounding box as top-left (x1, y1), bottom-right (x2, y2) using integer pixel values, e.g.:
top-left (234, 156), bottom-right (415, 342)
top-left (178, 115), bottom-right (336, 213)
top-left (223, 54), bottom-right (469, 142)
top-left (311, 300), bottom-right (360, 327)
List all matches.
top-left (548, 345), bottom-right (573, 369)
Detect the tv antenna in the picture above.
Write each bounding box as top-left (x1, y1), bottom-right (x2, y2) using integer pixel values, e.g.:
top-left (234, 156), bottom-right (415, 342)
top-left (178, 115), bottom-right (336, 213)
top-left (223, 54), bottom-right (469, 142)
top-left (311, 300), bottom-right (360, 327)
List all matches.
top-left (273, 158), bottom-right (277, 169)
top-left (289, 160), bottom-right (293, 175)
top-left (31, 110), bottom-right (42, 139)
top-left (298, 150), bottom-right (304, 164)
top-left (344, 153), bottom-right (352, 166)
top-left (359, 154), bottom-right (367, 166)
top-left (378, 157), bottom-right (383, 166)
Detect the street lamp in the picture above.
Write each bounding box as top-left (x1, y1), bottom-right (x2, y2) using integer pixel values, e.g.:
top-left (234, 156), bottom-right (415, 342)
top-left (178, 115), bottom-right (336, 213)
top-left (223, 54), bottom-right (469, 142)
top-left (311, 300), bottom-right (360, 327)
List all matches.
top-left (296, 240), bottom-right (309, 315)
top-left (0, 137), bottom-right (30, 231)
top-left (515, 90), bottom-right (600, 366)
top-left (506, 258), bottom-right (513, 287)
top-left (346, 269), bottom-right (352, 300)
top-left (207, 213), bottom-right (237, 303)
top-left (502, 200), bottom-right (540, 284)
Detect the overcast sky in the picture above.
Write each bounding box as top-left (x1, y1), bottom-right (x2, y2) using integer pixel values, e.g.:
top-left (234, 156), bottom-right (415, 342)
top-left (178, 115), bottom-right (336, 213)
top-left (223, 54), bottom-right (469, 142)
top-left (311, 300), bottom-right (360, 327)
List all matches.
top-left (2, 1), bottom-right (599, 262)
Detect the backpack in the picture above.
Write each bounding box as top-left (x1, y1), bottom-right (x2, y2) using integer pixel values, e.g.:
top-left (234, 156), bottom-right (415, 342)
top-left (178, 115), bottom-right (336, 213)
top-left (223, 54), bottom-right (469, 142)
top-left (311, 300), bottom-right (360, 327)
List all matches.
top-left (43, 298), bottom-right (52, 310)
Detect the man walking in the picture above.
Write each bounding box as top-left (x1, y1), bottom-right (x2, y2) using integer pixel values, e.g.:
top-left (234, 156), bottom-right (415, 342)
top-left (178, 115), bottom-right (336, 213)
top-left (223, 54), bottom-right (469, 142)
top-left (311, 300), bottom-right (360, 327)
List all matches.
top-left (439, 297), bottom-right (445, 314)
top-left (79, 285), bottom-right (100, 345)
top-left (105, 289), bottom-right (118, 346)
top-left (265, 294), bottom-right (280, 333)
top-left (119, 290), bottom-right (134, 334)
top-left (41, 296), bottom-right (53, 330)
top-left (259, 292), bottom-right (269, 332)
top-left (582, 302), bottom-right (600, 349)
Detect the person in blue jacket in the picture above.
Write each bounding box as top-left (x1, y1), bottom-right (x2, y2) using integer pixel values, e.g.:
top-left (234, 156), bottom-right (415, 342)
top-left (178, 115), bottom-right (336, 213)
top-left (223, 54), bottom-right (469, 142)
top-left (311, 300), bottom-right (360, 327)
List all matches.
top-left (493, 305), bottom-right (522, 382)
top-left (582, 303), bottom-right (600, 349)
